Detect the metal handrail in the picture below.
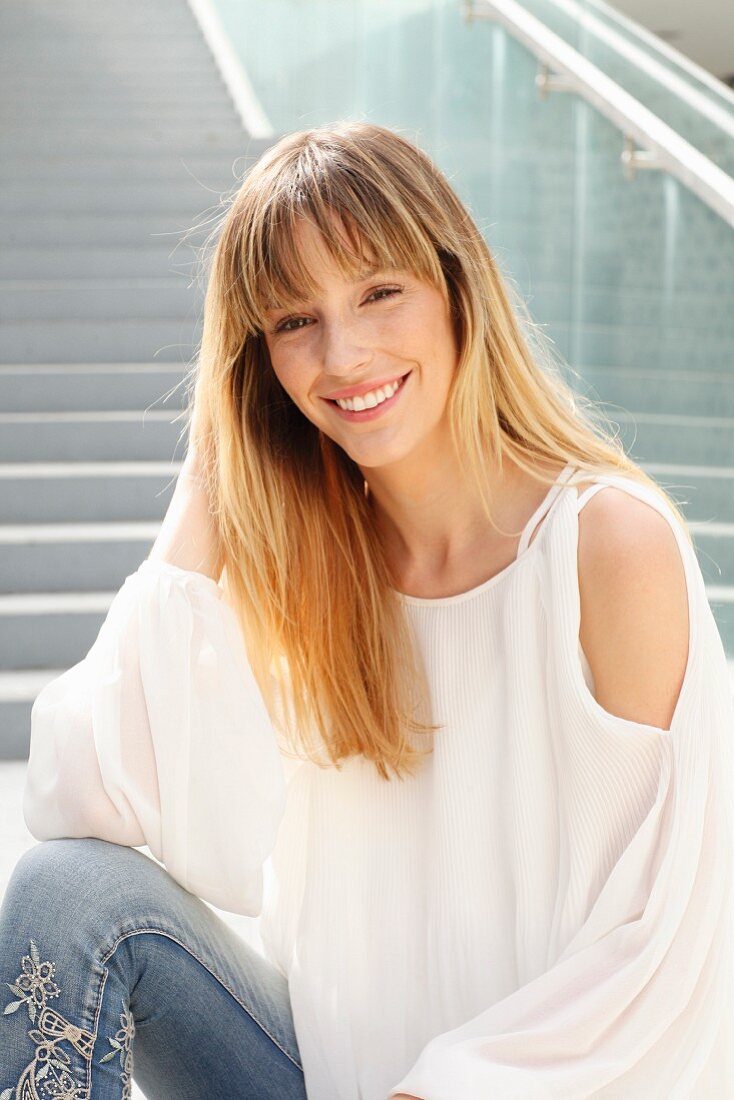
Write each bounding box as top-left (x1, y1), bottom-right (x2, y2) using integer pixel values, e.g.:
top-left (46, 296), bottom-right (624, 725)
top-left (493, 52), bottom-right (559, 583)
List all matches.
top-left (581, 0), bottom-right (734, 113)
top-left (464, 0), bottom-right (734, 228)
top-left (543, 0), bottom-right (734, 138)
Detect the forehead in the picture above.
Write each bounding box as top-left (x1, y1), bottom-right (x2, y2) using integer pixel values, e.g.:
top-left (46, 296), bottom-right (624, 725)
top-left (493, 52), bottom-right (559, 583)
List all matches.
top-left (262, 216), bottom-right (387, 311)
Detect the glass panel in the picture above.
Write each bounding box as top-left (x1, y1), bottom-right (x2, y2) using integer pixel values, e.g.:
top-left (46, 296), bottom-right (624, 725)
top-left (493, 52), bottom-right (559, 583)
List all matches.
top-left (492, 0), bottom-right (734, 174)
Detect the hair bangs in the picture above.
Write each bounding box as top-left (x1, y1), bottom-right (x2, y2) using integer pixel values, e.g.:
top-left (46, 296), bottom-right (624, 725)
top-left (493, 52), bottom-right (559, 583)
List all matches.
top-left (242, 149), bottom-right (445, 333)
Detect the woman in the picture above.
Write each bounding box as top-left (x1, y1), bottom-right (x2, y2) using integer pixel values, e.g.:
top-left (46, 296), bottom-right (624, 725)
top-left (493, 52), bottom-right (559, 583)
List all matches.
top-left (2, 122), bottom-right (733, 1099)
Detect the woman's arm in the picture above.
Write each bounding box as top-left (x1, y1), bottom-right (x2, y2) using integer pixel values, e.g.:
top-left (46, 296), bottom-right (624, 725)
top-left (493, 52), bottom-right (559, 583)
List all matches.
top-left (146, 455), bottom-right (224, 583)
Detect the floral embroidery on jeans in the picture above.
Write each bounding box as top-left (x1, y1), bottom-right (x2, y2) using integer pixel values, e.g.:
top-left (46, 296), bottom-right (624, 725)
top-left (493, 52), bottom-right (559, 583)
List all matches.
top-left (1, 939), bottom-right (133, 1100)
top-left (98, 1004), bottom-right (135, 1099)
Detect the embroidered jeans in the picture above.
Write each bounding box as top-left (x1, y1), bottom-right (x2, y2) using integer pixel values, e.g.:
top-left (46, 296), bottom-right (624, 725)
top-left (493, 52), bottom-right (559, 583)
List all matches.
top-left (0, 837), bottom-right (307, 1099)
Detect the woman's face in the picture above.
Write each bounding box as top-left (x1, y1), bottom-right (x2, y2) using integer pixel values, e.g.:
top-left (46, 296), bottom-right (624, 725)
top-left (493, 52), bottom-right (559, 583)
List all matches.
top-left (261, 217), bottom-right (459, 472)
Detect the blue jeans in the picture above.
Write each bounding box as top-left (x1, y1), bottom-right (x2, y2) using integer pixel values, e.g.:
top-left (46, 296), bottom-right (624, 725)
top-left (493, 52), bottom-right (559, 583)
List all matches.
top-left (0, 837), bottom-right (308, 1099)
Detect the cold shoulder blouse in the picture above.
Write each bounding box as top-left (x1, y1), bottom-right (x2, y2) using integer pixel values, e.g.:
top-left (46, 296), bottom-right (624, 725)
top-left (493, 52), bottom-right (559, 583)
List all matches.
top-left (23, 464), bottom-right (734, 1098)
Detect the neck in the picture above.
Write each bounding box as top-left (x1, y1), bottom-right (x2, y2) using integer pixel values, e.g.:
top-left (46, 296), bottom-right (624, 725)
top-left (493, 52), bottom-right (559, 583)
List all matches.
top-left (363, 445), bottom-right (525, 587)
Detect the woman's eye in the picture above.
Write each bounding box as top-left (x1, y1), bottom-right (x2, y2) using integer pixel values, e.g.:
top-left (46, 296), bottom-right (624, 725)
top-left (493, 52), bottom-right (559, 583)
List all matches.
top-left (273, 286), bottom-right (402, 334)
top-left (366, 285), bottom-right (402, 303)
top-left (275, 315), bottom-right (310, 333)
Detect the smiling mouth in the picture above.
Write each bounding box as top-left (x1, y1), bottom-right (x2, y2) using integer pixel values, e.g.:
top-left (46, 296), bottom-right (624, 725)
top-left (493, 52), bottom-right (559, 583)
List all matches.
top-left (323, 371), bottom-right (412, 409)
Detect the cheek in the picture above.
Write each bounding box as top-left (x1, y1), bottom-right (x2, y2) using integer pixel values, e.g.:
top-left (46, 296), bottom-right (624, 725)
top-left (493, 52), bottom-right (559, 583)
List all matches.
top-left (272, 359), bottom-right (328, 426)
top-left (269, 350), bottom-right (309, 404)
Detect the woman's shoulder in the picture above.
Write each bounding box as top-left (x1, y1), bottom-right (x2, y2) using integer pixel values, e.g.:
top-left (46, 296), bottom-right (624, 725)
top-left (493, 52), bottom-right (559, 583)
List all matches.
top-left (571, 472), bottom-right (687, 565)
top-left (573, 476), bottom-right (691, 733)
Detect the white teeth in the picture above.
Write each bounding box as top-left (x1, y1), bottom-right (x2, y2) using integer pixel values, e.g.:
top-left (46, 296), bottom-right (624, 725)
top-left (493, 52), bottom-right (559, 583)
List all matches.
top-left (335, 377), bottom-right (402, 412)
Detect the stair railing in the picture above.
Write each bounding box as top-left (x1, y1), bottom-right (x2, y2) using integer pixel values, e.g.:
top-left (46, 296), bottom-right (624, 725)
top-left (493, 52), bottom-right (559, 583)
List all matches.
top-left (463, 0), bottom-right (734, 228)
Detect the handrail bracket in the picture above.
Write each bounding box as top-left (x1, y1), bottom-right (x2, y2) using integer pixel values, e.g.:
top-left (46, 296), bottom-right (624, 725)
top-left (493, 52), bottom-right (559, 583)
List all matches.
top-left (621, 134), bottom-right (663, 179)
top-left (536, 63), bottom-right (575, 98)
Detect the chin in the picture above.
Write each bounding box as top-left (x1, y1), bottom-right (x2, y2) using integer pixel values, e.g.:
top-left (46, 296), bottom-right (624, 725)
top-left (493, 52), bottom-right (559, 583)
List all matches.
top-left (348, 442), bottom-right (417, 471)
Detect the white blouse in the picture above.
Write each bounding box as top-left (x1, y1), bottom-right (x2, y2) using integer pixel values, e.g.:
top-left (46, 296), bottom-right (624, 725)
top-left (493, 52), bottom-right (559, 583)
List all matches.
top-left (23, 464), bottom-right (734, 1099)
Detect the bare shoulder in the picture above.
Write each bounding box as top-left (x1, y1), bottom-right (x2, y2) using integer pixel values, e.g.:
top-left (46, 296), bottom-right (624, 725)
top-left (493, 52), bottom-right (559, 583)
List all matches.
top-left (575, 482), bottom-right (690, 731)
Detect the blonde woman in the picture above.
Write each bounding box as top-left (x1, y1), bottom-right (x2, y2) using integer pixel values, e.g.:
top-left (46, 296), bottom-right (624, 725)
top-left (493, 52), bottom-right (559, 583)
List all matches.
top-left (2, 122), bottom-right (733, 1099)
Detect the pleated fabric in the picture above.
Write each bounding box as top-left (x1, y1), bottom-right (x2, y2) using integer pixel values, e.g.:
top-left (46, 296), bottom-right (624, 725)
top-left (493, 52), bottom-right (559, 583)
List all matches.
top-left (23, 466), bottom-right (734, 1099)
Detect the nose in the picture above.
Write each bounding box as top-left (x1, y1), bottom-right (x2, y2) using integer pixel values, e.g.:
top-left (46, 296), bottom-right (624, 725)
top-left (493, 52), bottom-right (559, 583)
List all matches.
top-left (319, 315), bottom-right (373, 380)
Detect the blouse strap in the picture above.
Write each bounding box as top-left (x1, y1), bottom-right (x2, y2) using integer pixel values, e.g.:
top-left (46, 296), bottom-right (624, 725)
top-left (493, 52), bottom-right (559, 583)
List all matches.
top-left (575, 482), bottom-right (608, 513)
top-left (516, 462), bottom-right (579, 557)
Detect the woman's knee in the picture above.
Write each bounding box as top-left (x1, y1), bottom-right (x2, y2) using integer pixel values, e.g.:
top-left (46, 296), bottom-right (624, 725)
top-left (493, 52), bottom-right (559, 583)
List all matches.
top-left (4, 838), bottom-right (162, 923)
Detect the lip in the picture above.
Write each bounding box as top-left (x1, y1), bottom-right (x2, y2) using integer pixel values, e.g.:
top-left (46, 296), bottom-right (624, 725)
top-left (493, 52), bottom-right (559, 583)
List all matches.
top-left (321, 371), bottom-right (410, 401)
top-left (325, 371), bottom-right (411, 423)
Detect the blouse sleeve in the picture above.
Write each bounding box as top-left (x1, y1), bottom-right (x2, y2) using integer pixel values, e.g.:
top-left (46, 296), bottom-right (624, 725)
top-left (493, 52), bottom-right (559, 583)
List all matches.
top-left (388, 490), bottom-right (734, 1099)
top-left (22, 557), bottom-right (287, 917)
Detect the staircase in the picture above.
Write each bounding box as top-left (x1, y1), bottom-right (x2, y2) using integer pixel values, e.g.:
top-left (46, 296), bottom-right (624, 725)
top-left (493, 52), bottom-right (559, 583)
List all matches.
top-left (1, 0), bottom-right (733, 759)
top-left (0, 0), bottom-right (277, 757)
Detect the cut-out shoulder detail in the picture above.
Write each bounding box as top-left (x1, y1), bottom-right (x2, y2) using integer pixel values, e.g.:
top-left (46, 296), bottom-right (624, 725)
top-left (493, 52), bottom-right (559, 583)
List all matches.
top-left (572, 477), bottom-right (695, 734)
top-left (517, 463), bottom-right (579, 554)
top-left (572, 479), bottom-right (604, 510)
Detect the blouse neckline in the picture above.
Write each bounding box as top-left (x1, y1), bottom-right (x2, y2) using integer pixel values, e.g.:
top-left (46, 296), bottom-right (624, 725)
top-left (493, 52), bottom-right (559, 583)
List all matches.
top-left (391, 462), bottom-right (578, 608)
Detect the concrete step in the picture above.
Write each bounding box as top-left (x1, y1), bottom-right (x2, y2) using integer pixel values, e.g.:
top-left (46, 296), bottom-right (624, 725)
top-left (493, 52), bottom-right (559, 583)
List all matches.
top-left (0, 146), bottom-right (270, 180)
top-left (0, 281), bottom-right (204, 322)
top-left (0, 180), bottom-right (240, 214)
top-left (0, 363), bottom-right (187, 412)
top-left (2, 5), bottom-right (202, 28)
top-left (0, 104), bottom-right (238, 123)
top-left (2, 56), bottom-right (227, 75)
top-left (0, 522), bottom-right (160, 593)
top-left (0, 244), bottom-right (207, 280)
top-left (4, 32), bottom-right (217, 47)
top-left (0, 319), bottom-right (201, 364)
top-left (3, 65), bottom-right (225, 84)
top-left (2, 212), bottom-right (228, 246)
top-left (3, 9), bottom-right (201, 26)
top-left (2, 135), bottom-right (249, 156)
top-left (4, 23), bottom-right (199, 36)
top-left (0, 159), bottom-right (267, 198)
top-left (0, 673), bottom-right (59, 760)
top-left (1, 91), bottom-right (242, 111)
top-left (3, 120), bottom-right (245, 145)
top-left (0, 411), bottom-right (186, 460)
top-left (0, 462), bottom-right (180, 523)
top-left (0, 590), bottom-right (128, 672)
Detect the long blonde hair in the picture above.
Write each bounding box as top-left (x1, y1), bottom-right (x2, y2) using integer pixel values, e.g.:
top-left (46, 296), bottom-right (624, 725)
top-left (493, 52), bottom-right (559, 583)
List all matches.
top-left (186, 120), bottom-right (692, 782)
